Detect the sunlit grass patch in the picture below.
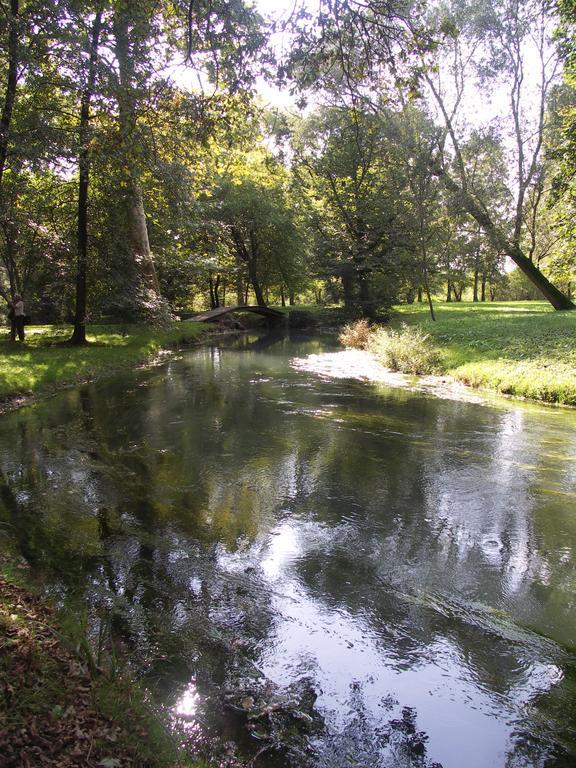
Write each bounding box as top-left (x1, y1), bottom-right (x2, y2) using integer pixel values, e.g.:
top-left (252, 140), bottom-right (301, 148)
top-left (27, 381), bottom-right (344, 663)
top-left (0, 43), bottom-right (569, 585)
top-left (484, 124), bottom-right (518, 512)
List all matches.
top-left (0, 321), bottom-right (207, 402)
top-left (390, 301), bottom-right (576, 404)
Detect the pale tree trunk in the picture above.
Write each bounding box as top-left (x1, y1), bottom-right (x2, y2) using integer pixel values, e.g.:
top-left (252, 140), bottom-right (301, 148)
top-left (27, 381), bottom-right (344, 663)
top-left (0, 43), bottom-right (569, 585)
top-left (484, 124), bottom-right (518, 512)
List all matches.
top-left (113, 6), bottom-right (161, 301)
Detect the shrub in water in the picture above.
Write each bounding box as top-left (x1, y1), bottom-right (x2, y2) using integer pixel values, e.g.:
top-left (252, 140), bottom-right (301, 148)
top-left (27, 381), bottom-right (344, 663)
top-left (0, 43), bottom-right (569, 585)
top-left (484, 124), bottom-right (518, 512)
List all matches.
top-left (368, 324), bottom-right (444, 375)
top-left (338, 319), bottom-right (373, 350)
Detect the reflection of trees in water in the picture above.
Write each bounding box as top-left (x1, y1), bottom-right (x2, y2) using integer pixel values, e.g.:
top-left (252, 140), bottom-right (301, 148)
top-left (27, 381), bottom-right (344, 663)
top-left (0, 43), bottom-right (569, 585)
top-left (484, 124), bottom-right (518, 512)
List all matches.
top-left (0, 346), bottom-right (575, 764)
top-left (314, 686), bottom-right (441, 768)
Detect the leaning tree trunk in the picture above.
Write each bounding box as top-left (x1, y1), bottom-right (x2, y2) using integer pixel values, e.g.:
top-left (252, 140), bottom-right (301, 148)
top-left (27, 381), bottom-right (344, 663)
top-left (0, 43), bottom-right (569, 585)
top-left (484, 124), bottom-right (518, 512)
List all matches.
top-left (71, 10), bottom-right (103, 346)
top-left (113, 7), bottom-right (161, 302)
top-left (438, 169), bottom-right (574, 310)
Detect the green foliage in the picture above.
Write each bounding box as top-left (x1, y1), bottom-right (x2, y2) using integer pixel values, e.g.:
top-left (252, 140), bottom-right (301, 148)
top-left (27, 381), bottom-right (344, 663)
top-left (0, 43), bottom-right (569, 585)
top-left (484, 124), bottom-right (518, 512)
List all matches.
top-left (368, 323), bottom-right (444, 375)
top-left (502, 268), bottom-right (543, 301)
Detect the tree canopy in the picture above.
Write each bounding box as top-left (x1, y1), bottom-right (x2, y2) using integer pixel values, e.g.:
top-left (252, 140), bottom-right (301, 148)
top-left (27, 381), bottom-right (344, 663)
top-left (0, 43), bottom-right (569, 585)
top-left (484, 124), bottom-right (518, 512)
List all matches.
top-left (0, 0), bottom-right (574, 327)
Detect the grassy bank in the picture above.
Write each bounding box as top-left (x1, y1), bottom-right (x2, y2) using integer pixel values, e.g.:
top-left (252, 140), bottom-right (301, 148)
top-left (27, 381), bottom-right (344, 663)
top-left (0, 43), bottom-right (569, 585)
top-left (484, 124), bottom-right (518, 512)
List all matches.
top-left (392, 301), bottom-right (576, 405)
top-left (0, 321), bottom-right (208, 408)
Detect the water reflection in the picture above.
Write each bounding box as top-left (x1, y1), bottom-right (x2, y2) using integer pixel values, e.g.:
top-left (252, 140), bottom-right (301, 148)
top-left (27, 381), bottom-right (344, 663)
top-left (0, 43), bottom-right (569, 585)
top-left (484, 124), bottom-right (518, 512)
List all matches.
top-left (0, 334), bottom-right (575, 766)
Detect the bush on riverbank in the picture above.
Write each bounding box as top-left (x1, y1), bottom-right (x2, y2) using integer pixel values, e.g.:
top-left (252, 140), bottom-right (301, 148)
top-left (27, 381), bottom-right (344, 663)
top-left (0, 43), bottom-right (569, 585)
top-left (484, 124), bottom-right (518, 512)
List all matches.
top-left (394, 301), bottom-right (576, 405)
top-left (336, 302), bottom-right (576, 405)
top-left (0, 321), bottom-right (208, 408)
top-left (338, 319), bottom-right (372, 349)
top-left (367, 324), bottom-right (444, 375)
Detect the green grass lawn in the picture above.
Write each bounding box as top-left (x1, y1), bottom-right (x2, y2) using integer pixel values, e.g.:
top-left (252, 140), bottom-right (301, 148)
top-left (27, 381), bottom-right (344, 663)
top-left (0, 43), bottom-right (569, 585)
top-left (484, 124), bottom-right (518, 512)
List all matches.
top-left (392, 301), bottom-right (576, 405)
top-left (0, 321), bottom-right (207, 404)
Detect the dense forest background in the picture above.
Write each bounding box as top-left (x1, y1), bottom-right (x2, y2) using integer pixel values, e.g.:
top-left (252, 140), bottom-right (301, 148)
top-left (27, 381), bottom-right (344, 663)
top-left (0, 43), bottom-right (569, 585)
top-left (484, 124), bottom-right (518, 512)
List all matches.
top-left (1, 0), bottom-right (576, 337)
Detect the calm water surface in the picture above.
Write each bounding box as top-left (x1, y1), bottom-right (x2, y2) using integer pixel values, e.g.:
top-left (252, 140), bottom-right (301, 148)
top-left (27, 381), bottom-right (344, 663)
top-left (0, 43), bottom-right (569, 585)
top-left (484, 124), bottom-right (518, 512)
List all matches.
top-left (1, 333), bottom-right (575, 767)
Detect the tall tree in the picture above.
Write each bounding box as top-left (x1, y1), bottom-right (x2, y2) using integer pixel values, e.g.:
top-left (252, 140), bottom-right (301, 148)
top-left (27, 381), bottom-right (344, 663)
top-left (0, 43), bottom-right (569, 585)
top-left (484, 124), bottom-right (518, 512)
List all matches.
top-left (288, 0), bottom-right (574, 309)
top-left (111, 0), bottom-right (163, 311)
top-left (71, 6), bottom-right (104, 344)
top-left (0, 0), bottom-right (73, 302)
top-left (293, 106), bottom-right (405, 315)
top-left (423, 0), bottom-right (574, 309)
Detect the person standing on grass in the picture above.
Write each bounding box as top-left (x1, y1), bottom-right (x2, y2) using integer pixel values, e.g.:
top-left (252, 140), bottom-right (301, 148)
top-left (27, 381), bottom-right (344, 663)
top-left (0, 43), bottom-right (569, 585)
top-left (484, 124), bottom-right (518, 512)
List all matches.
top-left (8, 294), bottom-right (25, 342)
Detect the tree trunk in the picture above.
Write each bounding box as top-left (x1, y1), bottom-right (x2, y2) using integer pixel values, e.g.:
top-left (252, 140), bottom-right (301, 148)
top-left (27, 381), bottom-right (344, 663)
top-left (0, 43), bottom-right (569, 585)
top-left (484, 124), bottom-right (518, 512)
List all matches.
top-left (422, 263), bottom-right (435, 321)
top-left (0, 0), bottom-right (18, 189)
top-left (280, 285), bottom-right (285, 307)
top-left (342, 268), bottom-right (355, 308)
top-left (438, 169), bottom-right (574, 310)
top-left (417, 287), bottom-right (423, 302)
top-left (231, 226), bottom-right (266, 307)
top-left (0, 0), bottom-right (19, 303)
top-left (235, 251), bottom-right (245, 305)
top-left (209, 274), bottom-right (216, 308)
top-left (71, 10), bottom-right (103, 346)
top-left (113, 7), bottom-right (161, 301)
top-left (425, 284), bottom-right (435, 321)
top-left (481, 275), bottom-right (486, 302)
top-left (473, 269), bottom-right (479, 302)
top-left (248, 260), bottom-right (266, 306)
top-left (446, 281), bottom-right (452, 302)
top-left (247, 230), bottom-right (266, 306)
top-left (289, 289), bottom-right (295, 306)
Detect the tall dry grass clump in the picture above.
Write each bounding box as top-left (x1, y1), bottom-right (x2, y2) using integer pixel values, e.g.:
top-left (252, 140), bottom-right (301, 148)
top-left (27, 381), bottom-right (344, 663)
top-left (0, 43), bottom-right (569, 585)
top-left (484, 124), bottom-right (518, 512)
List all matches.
top-left (338, 319), bottom-right (373, 349)
top-left (368, 324), bottom-right (444, 375)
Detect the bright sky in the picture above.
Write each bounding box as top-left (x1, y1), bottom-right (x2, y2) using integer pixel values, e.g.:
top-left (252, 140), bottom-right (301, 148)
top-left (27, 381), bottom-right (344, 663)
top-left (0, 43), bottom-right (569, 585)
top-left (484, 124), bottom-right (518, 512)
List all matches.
top-left (252, 0), bottom-right (311, 108)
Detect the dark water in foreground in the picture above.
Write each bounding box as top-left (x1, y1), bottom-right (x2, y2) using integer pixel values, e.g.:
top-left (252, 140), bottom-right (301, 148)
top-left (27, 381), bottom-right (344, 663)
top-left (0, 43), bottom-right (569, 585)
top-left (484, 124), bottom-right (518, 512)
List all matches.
top-left (1, 334), bottom-right (576, 767)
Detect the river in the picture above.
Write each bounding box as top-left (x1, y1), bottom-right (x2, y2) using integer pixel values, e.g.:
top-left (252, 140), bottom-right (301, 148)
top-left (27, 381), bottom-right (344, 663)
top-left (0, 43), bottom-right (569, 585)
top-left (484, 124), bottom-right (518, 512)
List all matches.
top-left (1, 333), bottom-right (575, 767)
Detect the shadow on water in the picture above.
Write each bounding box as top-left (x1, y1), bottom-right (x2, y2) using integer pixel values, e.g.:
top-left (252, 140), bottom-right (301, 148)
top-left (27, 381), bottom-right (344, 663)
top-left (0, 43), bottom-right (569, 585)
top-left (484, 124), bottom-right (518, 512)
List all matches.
top-left (1, 331), bottom-right (576, 766)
